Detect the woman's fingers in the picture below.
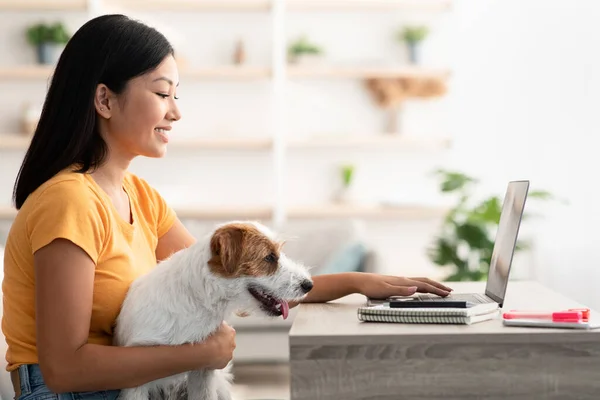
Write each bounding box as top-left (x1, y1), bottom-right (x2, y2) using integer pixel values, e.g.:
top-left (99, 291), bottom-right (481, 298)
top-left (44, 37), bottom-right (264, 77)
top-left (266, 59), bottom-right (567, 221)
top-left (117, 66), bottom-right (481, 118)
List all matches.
top-left (411, 277), bottom-right (453, 292)
top-left (393, 278), bottom-right (451, 297)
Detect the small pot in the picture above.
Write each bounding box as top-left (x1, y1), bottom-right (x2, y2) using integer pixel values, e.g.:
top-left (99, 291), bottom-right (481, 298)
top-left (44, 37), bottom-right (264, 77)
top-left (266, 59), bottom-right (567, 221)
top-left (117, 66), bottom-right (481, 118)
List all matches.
top-left (36, 42), bottom-right (64, 65)
top-left (289, 53), bottom-right (323, 66)
top-left (407, 42), bottom-right (421, 65)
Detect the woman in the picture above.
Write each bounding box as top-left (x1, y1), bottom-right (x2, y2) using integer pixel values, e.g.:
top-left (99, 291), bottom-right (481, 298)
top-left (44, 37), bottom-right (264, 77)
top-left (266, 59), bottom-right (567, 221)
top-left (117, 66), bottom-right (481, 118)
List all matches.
top-left (1, 14), bottom-right (452, 399)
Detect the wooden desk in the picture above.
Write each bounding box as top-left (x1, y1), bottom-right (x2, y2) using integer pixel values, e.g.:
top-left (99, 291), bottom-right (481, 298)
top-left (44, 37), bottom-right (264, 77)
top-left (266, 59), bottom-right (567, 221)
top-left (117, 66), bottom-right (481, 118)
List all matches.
top-left (289, 281), bottom-right (600, 400)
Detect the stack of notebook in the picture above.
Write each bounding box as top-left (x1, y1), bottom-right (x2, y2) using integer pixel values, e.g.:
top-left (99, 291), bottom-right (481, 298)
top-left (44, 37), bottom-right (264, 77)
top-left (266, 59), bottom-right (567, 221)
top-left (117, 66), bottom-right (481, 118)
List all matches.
top-left (357, 302), bottom-right (499, 325)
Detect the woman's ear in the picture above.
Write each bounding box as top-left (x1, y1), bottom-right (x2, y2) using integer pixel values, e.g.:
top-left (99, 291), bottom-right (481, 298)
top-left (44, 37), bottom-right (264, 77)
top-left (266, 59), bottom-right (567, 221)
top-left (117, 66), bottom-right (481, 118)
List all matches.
top-left (94, 84), bottom-right (113, 119)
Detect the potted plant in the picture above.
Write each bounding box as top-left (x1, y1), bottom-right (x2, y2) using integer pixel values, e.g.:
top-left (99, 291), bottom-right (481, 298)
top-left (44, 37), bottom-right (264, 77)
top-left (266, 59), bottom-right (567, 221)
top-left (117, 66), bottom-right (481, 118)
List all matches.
top-left (427, 169), bottom-right (558, 281)
top-left (26, 22), bottom-right (71, 65)
top-left (398, 25), bottom-right (429, 64)
top-left (288, 35), bottom-right (324, 65)
top-left (333, 164), bottom-right (356, 204)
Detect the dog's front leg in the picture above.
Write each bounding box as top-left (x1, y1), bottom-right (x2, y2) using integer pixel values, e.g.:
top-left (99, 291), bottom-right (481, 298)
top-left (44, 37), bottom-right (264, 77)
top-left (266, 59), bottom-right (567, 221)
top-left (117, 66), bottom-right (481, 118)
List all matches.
top-left (118, 385), bottom-right (149, 400)
top-left (214, 364), bottom-right (233, 400)
top-left (187, 369), bottom-right (218, 400)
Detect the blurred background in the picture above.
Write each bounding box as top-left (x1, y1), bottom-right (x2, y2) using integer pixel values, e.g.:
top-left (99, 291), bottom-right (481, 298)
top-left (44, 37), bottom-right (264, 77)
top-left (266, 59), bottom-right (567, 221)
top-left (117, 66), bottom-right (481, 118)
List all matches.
top-left (1, 0), bottom-right (599, 398)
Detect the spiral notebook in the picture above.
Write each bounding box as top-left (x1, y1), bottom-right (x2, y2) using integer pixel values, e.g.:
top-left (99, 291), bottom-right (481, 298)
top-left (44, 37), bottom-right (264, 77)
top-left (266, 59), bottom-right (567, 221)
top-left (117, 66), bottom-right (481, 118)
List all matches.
top-left (357, 302), bottom-right (499, 325)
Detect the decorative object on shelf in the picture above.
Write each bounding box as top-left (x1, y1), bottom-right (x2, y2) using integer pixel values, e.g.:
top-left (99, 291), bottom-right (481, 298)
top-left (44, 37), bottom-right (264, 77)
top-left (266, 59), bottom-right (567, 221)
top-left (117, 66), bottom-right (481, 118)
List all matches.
top-left (288, 35), bottom-right (324, 65)
top-left (21, 102), bottom-right (41, 136)
top-left (333, 164), bottom-right (356, 204)
top-left (398, 25), bottom-right (429, 65)
top-left (26, 22), bottom-right (71, 65)
top-left (233, 39), bottom-right (246, 65)
top-left (427, 169), bottom-right (560, 282)
top-left (364, 75), bottom-right (447, 134)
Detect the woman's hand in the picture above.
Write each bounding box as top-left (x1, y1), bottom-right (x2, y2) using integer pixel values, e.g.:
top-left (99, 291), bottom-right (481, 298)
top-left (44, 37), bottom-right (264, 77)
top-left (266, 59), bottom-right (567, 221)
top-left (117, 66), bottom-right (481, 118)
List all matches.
top-left (356, 274), bottom-right (453, 299)
top-left (201, 322), bottom-right (237, 370)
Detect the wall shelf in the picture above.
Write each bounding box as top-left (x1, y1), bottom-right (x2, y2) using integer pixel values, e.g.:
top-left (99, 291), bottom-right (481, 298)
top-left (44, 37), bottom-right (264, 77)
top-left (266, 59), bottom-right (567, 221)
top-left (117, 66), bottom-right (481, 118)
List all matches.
top-left (0, 0), bottom-right (87, 11)
top-left (288, 135), bottom-right (451, 149)
top-left (287, 204), bottom-right (447, 219)
top-left (0, 135), bottom-right (30, 150)
top-left (0, 65), bottom-right (271, 81)
top-left (168, 137), bottom-right (273, 150)
top-left (287, 66), bottom-right (451, 79)
top-left (286, 0), bottom-right (452, 11)
top-left (174, 206), bottom-right (273, 220)
top-left (0, 135), bottom-right (274, 151)
top-left (0, 204), bottom-right (447, 220)
top-left (111, 0), bottom-right (271, 11)
top-left (0, 205), bottom-right (273, 220)
top-left (180, 66), bottom-right (271, 80)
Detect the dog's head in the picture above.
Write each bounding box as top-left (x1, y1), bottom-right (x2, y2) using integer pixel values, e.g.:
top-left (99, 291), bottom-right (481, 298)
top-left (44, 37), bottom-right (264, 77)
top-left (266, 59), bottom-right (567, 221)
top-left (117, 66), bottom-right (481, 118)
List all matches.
top-left (207, 221), bottom-right (313, 319)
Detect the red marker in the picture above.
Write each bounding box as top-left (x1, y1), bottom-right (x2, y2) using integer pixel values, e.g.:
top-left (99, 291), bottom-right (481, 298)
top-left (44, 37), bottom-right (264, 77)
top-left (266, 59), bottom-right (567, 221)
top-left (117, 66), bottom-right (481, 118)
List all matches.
top-left (502, 308), bottom-right (590, 323)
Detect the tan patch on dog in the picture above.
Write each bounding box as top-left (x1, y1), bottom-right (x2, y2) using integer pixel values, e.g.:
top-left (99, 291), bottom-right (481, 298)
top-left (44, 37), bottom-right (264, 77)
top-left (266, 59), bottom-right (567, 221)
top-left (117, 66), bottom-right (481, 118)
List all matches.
top-left (208, 223), bottom-right (281, 278)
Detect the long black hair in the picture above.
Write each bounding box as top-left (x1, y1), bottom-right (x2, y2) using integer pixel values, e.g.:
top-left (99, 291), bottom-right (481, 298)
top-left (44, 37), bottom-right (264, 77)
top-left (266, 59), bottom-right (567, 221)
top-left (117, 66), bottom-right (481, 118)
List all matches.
top-left (13, 14), bottom-right (174, 209)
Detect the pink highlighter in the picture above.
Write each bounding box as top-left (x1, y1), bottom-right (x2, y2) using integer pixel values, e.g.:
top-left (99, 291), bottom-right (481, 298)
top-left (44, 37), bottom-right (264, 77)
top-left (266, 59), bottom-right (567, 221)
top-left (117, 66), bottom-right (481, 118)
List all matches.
top-left (503, 308), bottom-right (590, 323)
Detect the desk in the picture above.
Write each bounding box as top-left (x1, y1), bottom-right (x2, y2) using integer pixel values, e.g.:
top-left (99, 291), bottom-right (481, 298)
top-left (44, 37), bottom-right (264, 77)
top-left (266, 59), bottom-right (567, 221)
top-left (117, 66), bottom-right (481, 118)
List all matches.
top-left (289, 281), bottom-right (600, 400)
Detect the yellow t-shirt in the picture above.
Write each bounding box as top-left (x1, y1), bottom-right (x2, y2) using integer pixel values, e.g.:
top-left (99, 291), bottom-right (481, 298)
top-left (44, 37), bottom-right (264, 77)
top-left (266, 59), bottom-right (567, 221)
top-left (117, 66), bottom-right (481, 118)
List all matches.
top-left (2, 168), bottom-right (177, 371)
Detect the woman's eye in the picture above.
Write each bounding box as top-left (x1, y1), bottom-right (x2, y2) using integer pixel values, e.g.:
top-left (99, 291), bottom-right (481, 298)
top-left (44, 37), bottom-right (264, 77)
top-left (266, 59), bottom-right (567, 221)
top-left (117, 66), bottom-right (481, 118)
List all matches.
top-left (156, 93), bottom-right (169, 99)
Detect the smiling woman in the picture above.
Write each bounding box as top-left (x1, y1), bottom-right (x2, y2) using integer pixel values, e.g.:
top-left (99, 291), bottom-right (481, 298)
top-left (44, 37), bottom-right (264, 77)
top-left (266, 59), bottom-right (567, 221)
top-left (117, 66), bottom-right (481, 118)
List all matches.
top-left (1, 12), bottom-right (453, 400)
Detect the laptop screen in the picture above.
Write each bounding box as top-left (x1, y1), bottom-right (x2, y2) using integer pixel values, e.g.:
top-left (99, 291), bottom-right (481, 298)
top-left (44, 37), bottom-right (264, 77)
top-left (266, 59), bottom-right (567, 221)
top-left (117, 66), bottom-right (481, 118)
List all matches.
top-left (485, 180), bottom-right (530, 304)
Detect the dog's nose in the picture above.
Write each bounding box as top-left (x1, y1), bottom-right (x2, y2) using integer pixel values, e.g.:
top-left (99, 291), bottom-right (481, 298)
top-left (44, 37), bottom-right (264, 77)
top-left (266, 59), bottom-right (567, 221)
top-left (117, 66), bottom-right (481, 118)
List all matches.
top-left (300, 279), bottom-right (313, 293)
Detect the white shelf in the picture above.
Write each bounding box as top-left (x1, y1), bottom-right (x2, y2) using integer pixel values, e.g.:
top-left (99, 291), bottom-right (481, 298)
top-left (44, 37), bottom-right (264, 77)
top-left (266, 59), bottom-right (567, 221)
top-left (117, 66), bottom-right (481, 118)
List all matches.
top-left (0, 206), bottom-right (16, 219)
top-left (0, 66), bottom-right (53, 80)
top-left (0, 65), bottom-right (447, 81)
top-left (287, 204), bottom-right (447, 219)
top-left (174, 206), bottom-right (273, 219)
top-left (180, 66), bottom-right (271, 80)
top-left (287, 66), bottom-right (451, 79)
top-left (0, 135), bottom-right (30, 149)
top-left (168, 137), bottom-right (273, 150)
top-left (288, 135), bottom-right (451, 149)
top-left (0, 204), bottom-right (447, 220)
top-left (0, 66), bottom-right (270, 81)
top-left (111, 0), bottom-right (271, 11)
top-left (0, 205), bottom-right (272, 220)
top-left (286, 0), bottom-right (452, 11)
top-left (0, 0), bottom-right (87, 11)
top-left (1, 135), bottom-right (450, 151)
top-left (0, 135), bottom-right (274, 151)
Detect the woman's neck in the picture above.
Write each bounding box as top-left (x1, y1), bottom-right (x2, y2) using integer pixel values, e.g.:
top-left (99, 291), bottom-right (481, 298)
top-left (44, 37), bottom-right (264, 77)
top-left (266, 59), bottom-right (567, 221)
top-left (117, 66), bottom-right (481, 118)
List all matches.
top-left (90, 156), bottom-right (131, 194)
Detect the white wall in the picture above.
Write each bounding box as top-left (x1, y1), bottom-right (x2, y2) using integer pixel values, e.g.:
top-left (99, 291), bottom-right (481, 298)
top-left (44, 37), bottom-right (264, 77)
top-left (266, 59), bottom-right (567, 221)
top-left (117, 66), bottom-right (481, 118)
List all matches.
top-left (1, 0), bottom-right (599, 309)
top-left (448, 0), bottom-right (600, 309)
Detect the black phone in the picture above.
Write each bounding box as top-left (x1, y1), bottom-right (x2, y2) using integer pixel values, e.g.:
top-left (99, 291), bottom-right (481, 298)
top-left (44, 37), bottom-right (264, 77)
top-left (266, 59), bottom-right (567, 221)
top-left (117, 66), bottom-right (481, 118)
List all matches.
top-left (389, 299), bottom-right (469, 308)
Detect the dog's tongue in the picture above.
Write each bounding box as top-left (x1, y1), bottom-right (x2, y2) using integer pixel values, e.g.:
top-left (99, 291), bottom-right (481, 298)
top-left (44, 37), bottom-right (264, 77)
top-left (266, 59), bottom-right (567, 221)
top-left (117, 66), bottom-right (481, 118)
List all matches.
top-left (278, 299), bottom-right (289, 320)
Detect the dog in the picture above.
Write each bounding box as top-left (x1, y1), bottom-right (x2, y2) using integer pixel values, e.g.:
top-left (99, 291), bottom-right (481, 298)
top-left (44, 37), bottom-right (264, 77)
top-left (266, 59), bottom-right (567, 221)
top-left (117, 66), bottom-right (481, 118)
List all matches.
top-left (113, 221), bottom-right (314, 400)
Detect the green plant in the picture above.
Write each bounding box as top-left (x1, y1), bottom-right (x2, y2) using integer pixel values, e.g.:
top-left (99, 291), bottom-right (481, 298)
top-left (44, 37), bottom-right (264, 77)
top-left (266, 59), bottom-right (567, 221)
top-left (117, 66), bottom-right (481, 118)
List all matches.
top-left (427, 169), bottom-right (558, 282)
top-left (340, 164), bottom-right (355, 187)
top-left (288, 35), bottom-right (323, 57)
top-left (399, 26), bottom-right (429, 45)
top-left (26, 22), bottom-right (71, 46)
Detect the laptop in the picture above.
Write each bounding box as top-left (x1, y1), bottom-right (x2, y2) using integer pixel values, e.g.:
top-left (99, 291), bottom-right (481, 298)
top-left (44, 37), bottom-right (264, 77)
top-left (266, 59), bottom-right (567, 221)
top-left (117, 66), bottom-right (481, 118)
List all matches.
top-left (400, 180), bottom-right (530, 308)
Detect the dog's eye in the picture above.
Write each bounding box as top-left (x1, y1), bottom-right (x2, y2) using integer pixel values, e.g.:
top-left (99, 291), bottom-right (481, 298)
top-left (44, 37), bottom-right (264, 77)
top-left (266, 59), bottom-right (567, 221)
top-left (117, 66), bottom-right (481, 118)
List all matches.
top-left (264, 253), bottom-right (277, 263)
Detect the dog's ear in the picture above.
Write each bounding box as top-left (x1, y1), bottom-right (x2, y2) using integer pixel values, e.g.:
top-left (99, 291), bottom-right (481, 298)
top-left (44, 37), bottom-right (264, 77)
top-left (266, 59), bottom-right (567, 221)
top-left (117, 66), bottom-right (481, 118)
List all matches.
top-left (208, 225), bottom-right (244, 277)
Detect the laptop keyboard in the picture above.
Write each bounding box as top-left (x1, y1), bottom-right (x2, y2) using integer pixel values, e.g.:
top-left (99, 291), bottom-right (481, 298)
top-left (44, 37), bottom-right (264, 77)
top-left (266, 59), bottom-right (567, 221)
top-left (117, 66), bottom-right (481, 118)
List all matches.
top-left (416, 293), bottom-right (494, 304)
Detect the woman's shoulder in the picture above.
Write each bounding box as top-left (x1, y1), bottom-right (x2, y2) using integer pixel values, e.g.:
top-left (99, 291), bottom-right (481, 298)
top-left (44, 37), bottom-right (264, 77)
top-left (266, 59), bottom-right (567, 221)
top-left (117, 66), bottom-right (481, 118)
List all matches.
top-left (30, 169), bottom-right (98, 203)
top-left (21, 169), bottom-right (107, 218)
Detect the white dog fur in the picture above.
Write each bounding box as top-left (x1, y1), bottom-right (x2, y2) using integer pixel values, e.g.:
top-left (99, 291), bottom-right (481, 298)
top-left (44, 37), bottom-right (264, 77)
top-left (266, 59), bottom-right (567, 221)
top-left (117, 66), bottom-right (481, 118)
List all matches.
top-left (113, 221), bottom-right (313, 400)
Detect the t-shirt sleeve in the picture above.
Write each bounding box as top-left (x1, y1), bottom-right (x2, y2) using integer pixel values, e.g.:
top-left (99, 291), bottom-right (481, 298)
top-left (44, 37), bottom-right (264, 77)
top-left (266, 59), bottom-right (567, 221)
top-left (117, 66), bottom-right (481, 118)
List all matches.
top-left (26, 180), bottom-right (108, 264)
top-left (131, 176), bottom-right (177, 239)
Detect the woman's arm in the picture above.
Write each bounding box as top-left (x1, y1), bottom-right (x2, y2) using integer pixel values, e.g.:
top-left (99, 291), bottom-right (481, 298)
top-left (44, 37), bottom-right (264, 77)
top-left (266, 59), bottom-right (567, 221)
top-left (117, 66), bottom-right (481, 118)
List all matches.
top-left (153, 220), bottom-right (453, 310)
top-left (290, 272), bottom-right (454, 307)
top-left (155, 218), bottom-right (196, 262)
top-left (35, 238), bottom-right (235, 393)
